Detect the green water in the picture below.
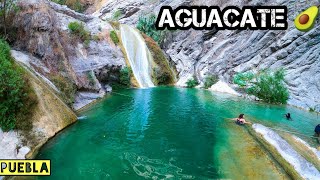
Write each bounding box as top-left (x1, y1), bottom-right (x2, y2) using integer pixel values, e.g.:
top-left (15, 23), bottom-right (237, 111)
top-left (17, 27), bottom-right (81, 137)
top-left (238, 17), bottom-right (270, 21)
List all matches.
top-left (36, 87), bottom-right (320, 179)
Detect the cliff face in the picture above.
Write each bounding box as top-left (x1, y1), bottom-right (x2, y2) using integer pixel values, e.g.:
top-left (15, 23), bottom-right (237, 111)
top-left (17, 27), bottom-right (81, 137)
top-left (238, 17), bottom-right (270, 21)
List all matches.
top-left (13, 0), bottom-right (126, 110)
top-left (96, 0), bottom-right (320, 111)
top-left (10, 0), bottom-right (320, 111)
top-left (0, 59), bottom-right (77, 161)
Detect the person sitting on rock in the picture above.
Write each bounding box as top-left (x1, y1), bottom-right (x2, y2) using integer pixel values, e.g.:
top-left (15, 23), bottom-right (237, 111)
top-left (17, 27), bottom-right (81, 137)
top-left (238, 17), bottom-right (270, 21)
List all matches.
top-left (314, 124), bottom-right (320, 143)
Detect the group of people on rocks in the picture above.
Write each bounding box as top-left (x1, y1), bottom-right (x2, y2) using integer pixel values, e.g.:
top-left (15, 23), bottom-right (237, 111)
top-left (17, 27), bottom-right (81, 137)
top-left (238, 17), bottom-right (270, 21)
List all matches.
top-left (232, 113), bottom-right (320, 143)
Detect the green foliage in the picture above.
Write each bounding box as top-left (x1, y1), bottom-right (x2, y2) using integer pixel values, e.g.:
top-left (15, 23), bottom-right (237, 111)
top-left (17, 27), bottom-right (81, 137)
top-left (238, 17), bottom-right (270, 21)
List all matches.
top-left (233, 69), bottom-right (289, 104)
top-left (68, 21), bottom-right (91, 43)
top-left (92, 35), bottom-right (100, 41)
top-left (73, 0), bottom-right (84, 13)
top-left (112, 9), bottom-right (122, 20)
top-left (233, 72), bottom-right (254, 87)
top-left (152, 67), bottom-right (171, 85)
top-left (51, 0), bottom-right (85, 13)
top-left (51, 75), bottom-right (77, 107)
top-left (0, 0), bottom-right (19, 38)
top-left (0, 39), bottom-right (37, 131)
top-left (137, 14), bottom-right (166, 45)
top-left (86, 71), bottom-right (95, 86)
top-left (119, 67), bottom-right (132, 87)
top-left (186, 77), bottom-right (199, 88)
top-left (109, 30), bottom-right (119, 45)
top-left (203, 75), bottom-right (218, 89)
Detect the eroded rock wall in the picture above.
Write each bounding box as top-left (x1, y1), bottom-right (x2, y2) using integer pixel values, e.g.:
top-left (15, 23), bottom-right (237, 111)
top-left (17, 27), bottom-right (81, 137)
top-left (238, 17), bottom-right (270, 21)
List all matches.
top-left (97, 0), bottom-right (320, 111)
top-left (13, 0), bottom-right (126, 109)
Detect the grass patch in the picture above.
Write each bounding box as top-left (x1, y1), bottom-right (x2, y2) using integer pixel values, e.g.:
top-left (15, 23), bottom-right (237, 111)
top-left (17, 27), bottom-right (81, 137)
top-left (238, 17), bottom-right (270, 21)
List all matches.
top-left (68, 21), bottom-right (91, 46)
top-left (110, 30), bottom-right (119, 45)
top-left (109, 21), bottom-right (120, 30)
top-left (51, 0), bottom-right (86, 13)
top-left (112, 9), bottom-right (122, 21)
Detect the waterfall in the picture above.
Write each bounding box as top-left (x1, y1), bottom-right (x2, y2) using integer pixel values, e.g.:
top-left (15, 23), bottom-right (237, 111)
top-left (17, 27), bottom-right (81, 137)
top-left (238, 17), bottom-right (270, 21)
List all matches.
top-left (120, 24), bottom-right (155, 88)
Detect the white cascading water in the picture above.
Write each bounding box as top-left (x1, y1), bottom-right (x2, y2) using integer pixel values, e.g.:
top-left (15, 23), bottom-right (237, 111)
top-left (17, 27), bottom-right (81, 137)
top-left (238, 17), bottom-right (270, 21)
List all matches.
top-left (120, 24), bottom-right (155, 88)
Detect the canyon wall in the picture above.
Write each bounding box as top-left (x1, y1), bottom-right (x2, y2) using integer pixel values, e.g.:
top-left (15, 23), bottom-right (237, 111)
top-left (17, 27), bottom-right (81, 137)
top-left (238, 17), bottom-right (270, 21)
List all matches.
top-left (97, 0), bottom-right (320, 111)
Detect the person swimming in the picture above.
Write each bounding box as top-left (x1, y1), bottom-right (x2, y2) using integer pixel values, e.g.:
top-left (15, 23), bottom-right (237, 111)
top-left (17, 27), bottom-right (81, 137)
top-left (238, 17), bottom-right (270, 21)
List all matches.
top-left (284, 113), bottom-right (292, 120)
top-left (234, 114), bottom-right (251, 125)
top-left (314, 124), bottom-right (320, 143)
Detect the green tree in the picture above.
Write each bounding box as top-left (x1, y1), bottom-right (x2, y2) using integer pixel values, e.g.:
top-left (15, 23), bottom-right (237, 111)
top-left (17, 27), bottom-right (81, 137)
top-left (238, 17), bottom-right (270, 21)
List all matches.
top-left (0, 0), bottom-right (18, 38)
top-left (0, 40), bottom-right (25, 131)
top-left (186, 77), bottom-right (199, 88)
top-left (233, 69), bottom-right (289, 104)
top-left (119, 67), bottom-right (132, 87)
top-left (137, 14), bottom-right (166, 45)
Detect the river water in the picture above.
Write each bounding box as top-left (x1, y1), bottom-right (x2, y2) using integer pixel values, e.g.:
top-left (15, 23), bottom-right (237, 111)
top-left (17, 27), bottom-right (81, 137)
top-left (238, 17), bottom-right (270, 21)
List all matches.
top-left (36, 87), bottom-right (320, 179)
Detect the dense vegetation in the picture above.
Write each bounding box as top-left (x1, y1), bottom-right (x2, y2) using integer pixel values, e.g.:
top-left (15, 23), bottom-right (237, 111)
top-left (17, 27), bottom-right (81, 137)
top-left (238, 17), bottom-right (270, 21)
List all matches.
top-left (0, 39), bottom-right (37, 131)
top-left (51, 0), bottom-right (85, 13)
top-left (203, 75), bottom-right (218, 89)
top-left (109, 30), bottom-right (119, 45)
top-left (186, 77), bottom-right (199, 88)
top-left (233, 69), bottom-right (289, 104)
top-left (119, 67), bottom-right (132, 87)
top-left (68, 21), bottom-right (91, 46)
top-left (137, 14), bottom-right (166, 45)
top-left (0, 0), bottom-right (19, 40)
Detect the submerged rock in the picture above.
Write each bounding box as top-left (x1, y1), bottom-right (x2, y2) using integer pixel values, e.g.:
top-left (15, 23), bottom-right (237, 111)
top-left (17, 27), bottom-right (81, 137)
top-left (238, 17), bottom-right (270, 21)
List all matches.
top-left (253, 124), bottom-right (320, 179)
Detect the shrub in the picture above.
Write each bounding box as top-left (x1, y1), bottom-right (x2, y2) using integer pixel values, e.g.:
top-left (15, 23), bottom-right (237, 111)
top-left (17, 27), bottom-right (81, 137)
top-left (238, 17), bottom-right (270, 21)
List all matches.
top-left (112, 9), bottom-right (122, 20)
top-left (86, 71), bottom-right (96, 86)
top-left (68, 21), bottom-right (91, 43)
top-left (52, 0), bottom-right (85, 13)
top-left (233, 72), bottom-right (254, 87)
top-left (203, 75), bottom-right (218, 89)
top-left (110, 30), bottom-right (119, 45)
top-left (233, 69), bottom-right (289, 104)
top-left (119, 67), bottom-right (132, 87)
top-left (0, 39), bottom-right (37, 131)
top-left (186, 77), bottom-right (199, 88)
top-left (137, 14), bottom-right (166, 45)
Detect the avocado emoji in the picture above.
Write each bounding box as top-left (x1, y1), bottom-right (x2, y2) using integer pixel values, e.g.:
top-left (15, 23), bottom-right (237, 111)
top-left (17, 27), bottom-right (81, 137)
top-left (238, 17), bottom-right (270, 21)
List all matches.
top-left (294, 6), bottom-right (319, 32)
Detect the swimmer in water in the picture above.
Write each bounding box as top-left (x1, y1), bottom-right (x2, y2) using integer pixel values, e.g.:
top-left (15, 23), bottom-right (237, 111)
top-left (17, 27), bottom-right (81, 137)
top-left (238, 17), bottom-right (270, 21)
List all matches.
top-left (233, 114), bottom-right (251, 125)
top-left (284, 113), bottom-right (292, 120)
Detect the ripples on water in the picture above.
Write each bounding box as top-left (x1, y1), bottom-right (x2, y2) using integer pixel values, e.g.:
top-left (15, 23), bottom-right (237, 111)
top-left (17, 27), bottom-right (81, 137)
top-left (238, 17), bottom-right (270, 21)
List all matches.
top-left (36, 87), bottom-right (320, 179)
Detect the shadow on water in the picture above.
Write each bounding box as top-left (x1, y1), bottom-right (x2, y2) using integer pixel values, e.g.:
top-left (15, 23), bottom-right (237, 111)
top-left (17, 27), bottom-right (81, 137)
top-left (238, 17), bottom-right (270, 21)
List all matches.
top-left (36, 87), bottom-right (320, 179)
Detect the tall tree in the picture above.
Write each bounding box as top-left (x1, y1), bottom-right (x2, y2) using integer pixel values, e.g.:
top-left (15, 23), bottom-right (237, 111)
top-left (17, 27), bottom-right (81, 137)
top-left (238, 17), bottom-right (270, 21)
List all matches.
top-left (0, 0), bottom-right (17, 38)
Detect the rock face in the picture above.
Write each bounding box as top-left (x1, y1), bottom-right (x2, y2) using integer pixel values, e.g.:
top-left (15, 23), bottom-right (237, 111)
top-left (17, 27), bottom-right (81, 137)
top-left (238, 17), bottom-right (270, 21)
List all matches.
top-left (13, 0), bottom-right (126, 109)
top-left (0, 59), bottom-right (77, 161)
top-left (253, 124), bottom-right (320, 179)
top-left (97, 0), bottom-right (320, 111)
